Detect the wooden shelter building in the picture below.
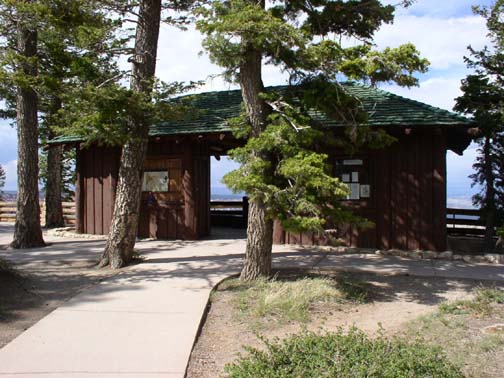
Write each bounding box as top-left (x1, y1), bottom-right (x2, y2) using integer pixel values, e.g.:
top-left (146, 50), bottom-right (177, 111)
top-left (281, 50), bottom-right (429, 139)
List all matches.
top-left (55, 83), bottom-right (473, 251)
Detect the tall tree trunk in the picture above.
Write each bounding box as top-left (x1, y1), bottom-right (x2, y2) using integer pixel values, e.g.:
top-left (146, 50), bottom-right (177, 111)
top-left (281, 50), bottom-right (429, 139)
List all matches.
top-left (45, 143), bottom-right (64, 228)
top-left (11, 16), bottom-right (45, 249)
top-left (483, 136), bottom-right (496, 251)
top-left (99, 0), bottom-right (161, 269)
top-left (239, 19), bottom-right (274, 280)
top-left (45, 97), bottom-right (64, 228)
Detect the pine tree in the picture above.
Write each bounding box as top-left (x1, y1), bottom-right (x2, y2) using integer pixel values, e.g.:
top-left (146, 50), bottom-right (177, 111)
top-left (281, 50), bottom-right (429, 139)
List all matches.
top-left (0, 1), bottom-right (125, 231)
top-left (454, 0), bottom-right (504, 252)
top-left (0, 0), bottom-right (46, 248)
top-left (38, 1), bottom-right (124, 228)
top-left (96, 0), bottom-right (163, 268)
top-left (54, 0), bottom-right (196, 269)
top-left (196, 0), bottom-right (428, 280)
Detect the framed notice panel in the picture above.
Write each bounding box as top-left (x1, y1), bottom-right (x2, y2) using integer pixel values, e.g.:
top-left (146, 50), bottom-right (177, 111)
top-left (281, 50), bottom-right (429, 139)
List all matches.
top-left (335, 157), bottom-right (371, 201)
top-left (142, 171), bottom-right (169, 192)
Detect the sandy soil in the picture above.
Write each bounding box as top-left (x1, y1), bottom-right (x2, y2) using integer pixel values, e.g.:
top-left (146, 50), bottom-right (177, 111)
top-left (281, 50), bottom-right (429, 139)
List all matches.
top-left (187, 273), bottom-right (503, 378)
top-left (0, 258), bottom-right (116, 349)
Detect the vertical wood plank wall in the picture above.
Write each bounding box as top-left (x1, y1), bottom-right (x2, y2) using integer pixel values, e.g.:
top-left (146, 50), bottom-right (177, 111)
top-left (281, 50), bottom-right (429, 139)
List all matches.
top-left (78, 146), bottom-right (120, 235)
top-left (76, 140), bottom-right (211, 240)
top-left (76, 130), bottom-right (448, 251)
top-left (274, 131), bottom-right (448, 251)
top-left (138, 157), bottom-right (184, 239)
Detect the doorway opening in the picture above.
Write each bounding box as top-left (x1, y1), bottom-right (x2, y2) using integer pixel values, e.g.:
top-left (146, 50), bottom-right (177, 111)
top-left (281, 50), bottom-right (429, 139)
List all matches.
top-left (210, 156), bottom-right (247, 234)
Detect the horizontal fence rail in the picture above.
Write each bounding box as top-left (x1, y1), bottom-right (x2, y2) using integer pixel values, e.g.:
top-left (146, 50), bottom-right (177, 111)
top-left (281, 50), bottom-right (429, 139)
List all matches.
top-left (446, 207), bottom-right (487, 236)
top-left (0, 201), bottom-right (490, 237)
top-left (210, 198), bottom-right (248, 228)
top-left (0, 202), bottom-right (76, 226)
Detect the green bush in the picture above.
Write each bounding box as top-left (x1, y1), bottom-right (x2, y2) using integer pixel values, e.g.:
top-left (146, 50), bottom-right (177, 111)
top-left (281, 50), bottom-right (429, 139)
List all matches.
top-left (224, 329), bottom-right (462, 378)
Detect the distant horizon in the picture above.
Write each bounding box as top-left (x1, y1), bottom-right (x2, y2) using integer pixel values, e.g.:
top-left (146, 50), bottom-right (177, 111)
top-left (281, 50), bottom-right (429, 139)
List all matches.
top-left (0, 186), bottom-right (477, 209)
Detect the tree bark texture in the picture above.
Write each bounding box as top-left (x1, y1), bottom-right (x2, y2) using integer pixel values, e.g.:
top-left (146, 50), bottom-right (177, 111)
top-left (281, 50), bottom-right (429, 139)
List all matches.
top-left (99, 0), bottom-right (161, 269)
top-left (11, 17), bottom-right (45, 249)
top-left (45, 144), bottom-right (64, 228)
top-left (45, 97), bottom-right (64, 228)
top-left (483, 137), bottom-right (496, 251)
top-left (239, 18), bottom-right (274, 280)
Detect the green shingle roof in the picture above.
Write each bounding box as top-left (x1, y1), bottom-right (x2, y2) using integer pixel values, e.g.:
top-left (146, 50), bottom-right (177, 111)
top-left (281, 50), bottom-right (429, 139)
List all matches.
top-left (51, 82), bottom-right (473, 144)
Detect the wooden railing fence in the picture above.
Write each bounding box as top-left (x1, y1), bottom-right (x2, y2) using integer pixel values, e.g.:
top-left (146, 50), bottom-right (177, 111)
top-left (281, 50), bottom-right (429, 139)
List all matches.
top-left (209, 198), bottom-right (248, 228)
top-left (0, 201), bottom-right (490, 236)
top-left (446, 207), bottom-right (487, 236)
top-left (0, 202), bottom-right (76, 226)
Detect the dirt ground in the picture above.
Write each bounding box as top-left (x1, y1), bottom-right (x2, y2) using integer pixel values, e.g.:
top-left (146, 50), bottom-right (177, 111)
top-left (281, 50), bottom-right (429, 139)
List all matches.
top-left (0, 257), bottom-right (116, 349)
top-left (186, 273), bottom-right (504, 378)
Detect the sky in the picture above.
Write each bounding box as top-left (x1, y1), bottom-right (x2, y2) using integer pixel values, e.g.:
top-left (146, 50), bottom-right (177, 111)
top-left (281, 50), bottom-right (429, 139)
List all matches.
top-left (0, 0), bottom-right (495, 208)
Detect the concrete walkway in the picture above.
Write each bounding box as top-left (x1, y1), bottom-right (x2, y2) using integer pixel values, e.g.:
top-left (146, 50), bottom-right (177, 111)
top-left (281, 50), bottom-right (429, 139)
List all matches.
top-left (0, 224), bottom-right (503, 377)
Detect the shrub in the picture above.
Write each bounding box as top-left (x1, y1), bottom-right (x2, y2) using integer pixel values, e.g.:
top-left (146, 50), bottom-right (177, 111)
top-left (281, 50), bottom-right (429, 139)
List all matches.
top-left (224, 329), bottom-right (462, 378)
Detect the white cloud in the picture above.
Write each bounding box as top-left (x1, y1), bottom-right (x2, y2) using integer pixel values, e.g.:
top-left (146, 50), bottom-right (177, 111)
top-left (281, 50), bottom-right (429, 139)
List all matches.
top-left (446, 144), bottom-right (479, 203)
top-left (391, 0), bottom-right (492, 18)
top-left (150, 13), bottom-right (490, 89)
top-left (375, 15), bottom-right (488, 70)
top-left (2, 159), bottom-right (17, 191)
top-left (447, 197), bottom-right (474, 209)
top-left (447, 144), bottom-right (477, 181)
top-left (211, 156), bottom-right (239, 188)
top-left (382, 76), bottom-right (464, 111)
top-left (154, 24), bottom-right (291, 92)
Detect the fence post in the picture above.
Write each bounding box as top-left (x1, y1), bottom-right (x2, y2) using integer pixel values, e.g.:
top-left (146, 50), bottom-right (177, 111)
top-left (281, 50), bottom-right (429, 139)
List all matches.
top-left (40, 201), bottom-right (46, 227)
top-left (242, 196), bottom-right (249, 226)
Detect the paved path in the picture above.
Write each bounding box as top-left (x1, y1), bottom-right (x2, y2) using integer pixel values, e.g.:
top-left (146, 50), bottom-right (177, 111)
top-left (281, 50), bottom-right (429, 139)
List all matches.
top-left (0, 224), bottom-right (503, 377)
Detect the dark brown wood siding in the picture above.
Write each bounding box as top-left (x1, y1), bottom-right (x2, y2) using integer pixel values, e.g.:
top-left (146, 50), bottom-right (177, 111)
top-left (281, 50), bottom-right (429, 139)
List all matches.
top-left (274, 131), bottom-right (448, 251)
top-left (76, 130), bottom-right (448, 250)
top-left (76, 139), bottom-right (211, 240)
top-left (139, 157), bottom-right (185, 239)
top-left (76, 146), bottom-right (120, 235)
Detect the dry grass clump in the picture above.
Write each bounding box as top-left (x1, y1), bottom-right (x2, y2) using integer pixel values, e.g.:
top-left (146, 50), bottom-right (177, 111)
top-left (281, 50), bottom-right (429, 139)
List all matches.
top-left (218, 274), bottom-right (369, 326)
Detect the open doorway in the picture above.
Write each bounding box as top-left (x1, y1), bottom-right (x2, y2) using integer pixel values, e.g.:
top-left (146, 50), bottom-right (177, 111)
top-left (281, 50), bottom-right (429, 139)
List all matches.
top-left (210, 156), bottom-right (247, 232)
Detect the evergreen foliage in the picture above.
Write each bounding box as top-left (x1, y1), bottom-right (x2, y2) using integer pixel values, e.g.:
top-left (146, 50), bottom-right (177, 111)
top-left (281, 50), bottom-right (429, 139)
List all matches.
top-left (57, 80), bottom-right (198, 147)
top-left (196, 0), bottom-right (429, 237)
top-left (454, 0), bottom-right (504, 248)
top-left (95, 0), bottom-right (200, 269)
top-left (54, 1), bottom-right (200, 148)
top-left (0, 0), bottom-right (46, 247)
top-left (0, 1), bottom-right (126, 209)
top-left (39, 149), bottom-right (76, 201)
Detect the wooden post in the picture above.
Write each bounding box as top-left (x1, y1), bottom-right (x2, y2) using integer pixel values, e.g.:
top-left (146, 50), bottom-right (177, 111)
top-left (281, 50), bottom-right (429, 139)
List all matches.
top-left (182, 144), bottom-right (196, 239)
top-left (272, 219), bottom-right (285, 244)
top-left (242, 196), bottom-right (249, 226)
top-left (432, 130), bottom-right (447, 251)
top-left (75, 147), bottom-right (85, 234)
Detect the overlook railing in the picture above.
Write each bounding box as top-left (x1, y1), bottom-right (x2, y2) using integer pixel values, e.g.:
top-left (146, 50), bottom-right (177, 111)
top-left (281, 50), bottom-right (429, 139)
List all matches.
top-left (0, 201), bottom-right (490, 236)
top-left (446, 207), bottom-right (487, 236)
